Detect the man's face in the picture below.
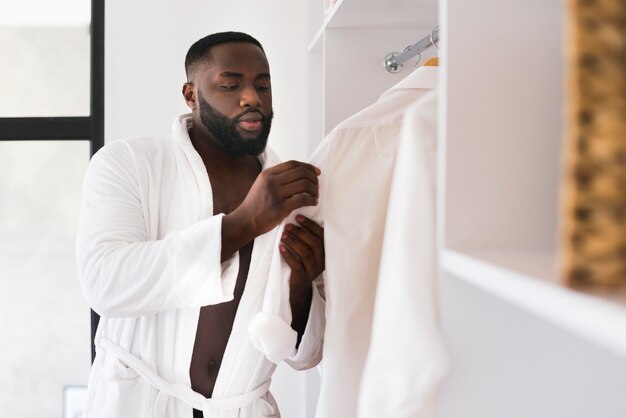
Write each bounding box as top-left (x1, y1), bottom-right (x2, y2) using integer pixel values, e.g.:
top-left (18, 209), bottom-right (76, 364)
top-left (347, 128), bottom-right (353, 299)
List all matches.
top-left (191, 42), bottom-right (274, 158)
top-left (197, 89), bottom-right (272, 158)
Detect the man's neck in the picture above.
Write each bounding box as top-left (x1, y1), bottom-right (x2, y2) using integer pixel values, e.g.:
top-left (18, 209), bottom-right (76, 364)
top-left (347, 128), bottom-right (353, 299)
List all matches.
top-left (188, 124), bottom-right (261, 176)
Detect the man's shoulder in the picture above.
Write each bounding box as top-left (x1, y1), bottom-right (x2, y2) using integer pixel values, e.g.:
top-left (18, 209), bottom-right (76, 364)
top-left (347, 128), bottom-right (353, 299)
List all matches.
top-left (94, 136), bottom-right (172, 163)
top-left (106, 136), bottom-right (171, 152)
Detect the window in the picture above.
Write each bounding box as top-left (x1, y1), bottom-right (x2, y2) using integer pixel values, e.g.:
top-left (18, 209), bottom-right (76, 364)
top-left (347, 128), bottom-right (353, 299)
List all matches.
top-left (0, 1), bottom-right (103, 416)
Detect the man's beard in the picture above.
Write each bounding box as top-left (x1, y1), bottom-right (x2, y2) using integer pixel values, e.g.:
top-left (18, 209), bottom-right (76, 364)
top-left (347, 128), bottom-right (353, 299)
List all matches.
top-left (198, 92), bottom-right (273, 158)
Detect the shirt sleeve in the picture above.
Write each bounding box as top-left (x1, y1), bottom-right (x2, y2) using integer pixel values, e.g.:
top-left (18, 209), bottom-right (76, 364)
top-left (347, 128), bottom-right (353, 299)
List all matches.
top-left (357, 92), bottom-right (448, 418)
top-left (248, 137), bottom-right (332, 364)
top-left (76, 140), bottom-right (239, 318)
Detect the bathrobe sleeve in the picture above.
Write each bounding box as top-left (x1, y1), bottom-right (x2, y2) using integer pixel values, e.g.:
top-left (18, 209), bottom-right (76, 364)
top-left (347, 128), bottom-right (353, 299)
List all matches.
top-left (284, 274), bottom-right (325, 370)
top-left (248, 206), bottom-right (325, 365)
top-left (76, 140), bottom-right (239, 318)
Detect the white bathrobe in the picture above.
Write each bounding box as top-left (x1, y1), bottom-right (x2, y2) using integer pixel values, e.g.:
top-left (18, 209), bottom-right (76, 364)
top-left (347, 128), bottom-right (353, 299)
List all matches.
top-left (76, 114), bottom-right (325, 418)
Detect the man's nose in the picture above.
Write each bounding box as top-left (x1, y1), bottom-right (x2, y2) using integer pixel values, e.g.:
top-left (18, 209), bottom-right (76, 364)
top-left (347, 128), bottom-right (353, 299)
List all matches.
top-left (240, 86), bottom-right (262, 108)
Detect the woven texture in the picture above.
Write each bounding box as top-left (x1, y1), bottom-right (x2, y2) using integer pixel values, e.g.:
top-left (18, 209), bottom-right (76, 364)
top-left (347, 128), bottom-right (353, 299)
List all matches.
top-left (562, 0), bottom-right (626, 287)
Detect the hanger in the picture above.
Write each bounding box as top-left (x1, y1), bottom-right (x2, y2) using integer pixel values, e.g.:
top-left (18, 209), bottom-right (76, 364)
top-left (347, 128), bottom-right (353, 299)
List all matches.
top-left (414, 28), bottom-right (439, 69)
top-left (412, 55), bottom-right (439, 70)
top-left (421, 57), bottom-right (439, 67)
top-left (386, 26), bottom-right (440, 73)
top-left (421, 28), bottom-right (439, 67)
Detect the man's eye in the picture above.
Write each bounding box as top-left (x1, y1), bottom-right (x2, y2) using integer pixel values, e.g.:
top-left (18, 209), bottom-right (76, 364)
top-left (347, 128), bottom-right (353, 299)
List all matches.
top-left (221, 85), bottom-right (238, 90)
top-left (256, 85), bottom-right (270, 91)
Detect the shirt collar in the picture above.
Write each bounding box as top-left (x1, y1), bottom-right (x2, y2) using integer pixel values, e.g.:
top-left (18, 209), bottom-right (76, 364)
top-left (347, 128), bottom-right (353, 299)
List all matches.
top-left (379, 65), bottom-right (438, 101)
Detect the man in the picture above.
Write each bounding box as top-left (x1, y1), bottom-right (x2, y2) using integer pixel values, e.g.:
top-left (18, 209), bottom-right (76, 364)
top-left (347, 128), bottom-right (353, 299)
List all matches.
top-left (76, 31), bottom-right (325, 418)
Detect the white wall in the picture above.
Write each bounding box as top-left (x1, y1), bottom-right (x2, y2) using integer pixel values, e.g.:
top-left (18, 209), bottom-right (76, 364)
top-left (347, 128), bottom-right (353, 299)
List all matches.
top-left (443, 0), bottom-right (564, 253)
top-left (105, 0), bottom-right (310, 161)
top-left (105, 1), bottom-right (314, 416)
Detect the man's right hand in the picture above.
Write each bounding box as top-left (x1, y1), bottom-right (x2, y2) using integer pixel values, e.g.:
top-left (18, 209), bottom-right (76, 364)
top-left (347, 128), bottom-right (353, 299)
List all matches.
top-left (239, 160), bottom-right (321, 235)
top-left (221, 160), bottom-right (321, 260)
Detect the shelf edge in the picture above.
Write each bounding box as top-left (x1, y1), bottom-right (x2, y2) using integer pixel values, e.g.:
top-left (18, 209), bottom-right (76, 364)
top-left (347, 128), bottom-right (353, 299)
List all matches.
top-left (308, 25), bottom-right (324, 53)
top-left (323, 0), bottom-right (344, 28)
top-left (441, 249), bottom-right (626, 359)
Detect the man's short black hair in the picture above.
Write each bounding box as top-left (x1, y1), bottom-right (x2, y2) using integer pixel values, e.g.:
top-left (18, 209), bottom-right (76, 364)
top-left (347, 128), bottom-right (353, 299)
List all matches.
top-left (185, 31), bottom-right (265, 81)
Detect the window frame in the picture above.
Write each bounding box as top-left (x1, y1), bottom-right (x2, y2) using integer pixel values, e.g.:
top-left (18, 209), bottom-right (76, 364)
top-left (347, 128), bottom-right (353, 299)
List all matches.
top-left (0, 0), bottom-right (104, 362)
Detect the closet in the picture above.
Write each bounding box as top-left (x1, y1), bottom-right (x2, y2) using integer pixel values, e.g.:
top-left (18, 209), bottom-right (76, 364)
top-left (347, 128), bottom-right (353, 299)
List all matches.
top-left (305, 0), bottom-right (626, 417)
top-left (440, 0), bottom-right (626, 416)
top-left (304, 0), bottom-right (438, 152)
top-left (302, 2), bottom-right (438, 416)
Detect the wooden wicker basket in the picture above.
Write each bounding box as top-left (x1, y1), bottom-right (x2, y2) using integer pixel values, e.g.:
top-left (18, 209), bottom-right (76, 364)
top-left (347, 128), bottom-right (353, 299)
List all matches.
top-left (561, 0), bottom-right (626, 287)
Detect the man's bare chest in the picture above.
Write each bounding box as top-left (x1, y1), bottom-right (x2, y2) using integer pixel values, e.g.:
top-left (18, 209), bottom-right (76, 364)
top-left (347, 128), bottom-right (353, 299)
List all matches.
top-left (207, 164), bottom-right (259, 215)
top-left (211, 182), bottom-right (251, 215)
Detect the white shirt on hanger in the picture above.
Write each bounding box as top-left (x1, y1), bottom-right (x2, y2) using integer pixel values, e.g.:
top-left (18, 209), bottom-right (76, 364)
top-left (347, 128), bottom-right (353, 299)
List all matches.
top-left (358, 90), bottom-right (449, 418)
top-left (248, 66), bottom-right (439, 418)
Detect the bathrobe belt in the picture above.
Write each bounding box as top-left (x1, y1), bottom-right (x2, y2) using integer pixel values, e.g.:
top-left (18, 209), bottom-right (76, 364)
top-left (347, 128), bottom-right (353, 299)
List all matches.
top-left (99, 338), bottom-right (272, 414)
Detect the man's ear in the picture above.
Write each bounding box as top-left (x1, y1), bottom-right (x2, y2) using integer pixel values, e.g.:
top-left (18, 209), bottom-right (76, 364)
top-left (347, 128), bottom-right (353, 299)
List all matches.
top-left (182, 82), bottom-right (196, 110)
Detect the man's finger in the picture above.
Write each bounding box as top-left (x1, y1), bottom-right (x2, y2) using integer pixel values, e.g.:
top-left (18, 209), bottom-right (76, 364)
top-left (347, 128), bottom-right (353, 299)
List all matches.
top-left (279, 242), bottom-right (300, 267)
top-left (281, 230), bottom-right (318, 277)
top-left (295, 215), bottom-right (324, 241)
top-left (279, 179), bottom-right (319, 200)
top-left (279, 243), bottom-right (306, 278)
top-left (276, 166), bottom-right (320, 186)
top-left (267, 160), bottom-right (321, 177)
top-left (285, 224), bottom-right (324, 262)
top-left (284, 194), bottom-right (318, 212)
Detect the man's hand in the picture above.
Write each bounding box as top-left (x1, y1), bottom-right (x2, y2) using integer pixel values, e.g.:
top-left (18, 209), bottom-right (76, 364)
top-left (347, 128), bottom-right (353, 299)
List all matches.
top-left (280, 215), bottom-right (325, 287)
top-left (221, 161), bottom-right (320, 261)
top-left (235, 160), bottom-right (321, 235)
top-left (280, 215), bottom-right (325, 345)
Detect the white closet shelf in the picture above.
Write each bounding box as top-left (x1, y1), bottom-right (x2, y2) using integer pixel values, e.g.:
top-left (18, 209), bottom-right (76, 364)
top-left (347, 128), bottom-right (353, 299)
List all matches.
top-left (308, 0), bottom-right (437, 49)
top-left (441, 248), bottom-right (626, 358)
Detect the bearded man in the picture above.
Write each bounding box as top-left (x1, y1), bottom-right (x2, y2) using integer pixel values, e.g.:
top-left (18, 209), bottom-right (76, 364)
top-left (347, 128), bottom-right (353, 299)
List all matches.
top-left (76, 31), bottom-right (325, 418)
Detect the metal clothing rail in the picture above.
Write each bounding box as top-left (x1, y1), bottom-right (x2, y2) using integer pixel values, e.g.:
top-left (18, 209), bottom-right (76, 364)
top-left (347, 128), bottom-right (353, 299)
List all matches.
top-left (383, 26), bottom-right (439, 73)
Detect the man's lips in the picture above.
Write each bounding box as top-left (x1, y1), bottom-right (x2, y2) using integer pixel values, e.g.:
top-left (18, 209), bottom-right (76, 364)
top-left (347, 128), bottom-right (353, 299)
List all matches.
top-left (239, 112), bottom-right (262, 122)
top-left (238, 112), bottom-right (263, 132)
top-left (239, 120), bottom-right (262, 131)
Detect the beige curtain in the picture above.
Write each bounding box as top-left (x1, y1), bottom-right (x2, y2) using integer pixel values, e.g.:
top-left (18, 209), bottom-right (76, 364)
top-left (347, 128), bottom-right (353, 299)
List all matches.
top-left (562, 0), bottom-right (626, 287)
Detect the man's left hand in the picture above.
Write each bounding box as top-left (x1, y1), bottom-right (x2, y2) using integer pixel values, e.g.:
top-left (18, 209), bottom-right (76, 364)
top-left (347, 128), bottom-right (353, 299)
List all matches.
top-left (280, 214), bottom-right (324, 343)
top-left (279, 215), bottom-right (325, 287)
